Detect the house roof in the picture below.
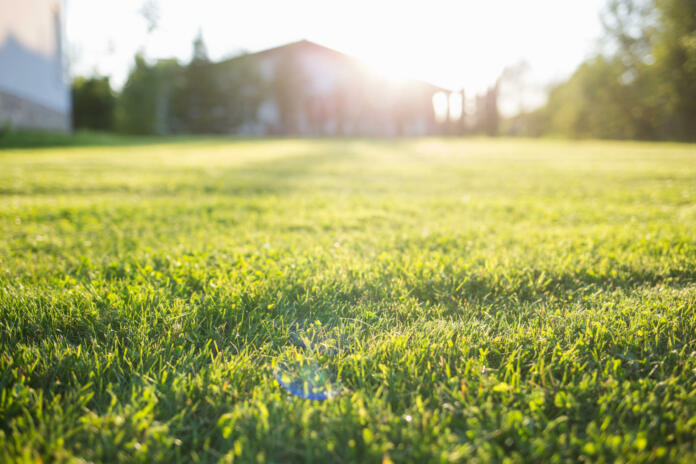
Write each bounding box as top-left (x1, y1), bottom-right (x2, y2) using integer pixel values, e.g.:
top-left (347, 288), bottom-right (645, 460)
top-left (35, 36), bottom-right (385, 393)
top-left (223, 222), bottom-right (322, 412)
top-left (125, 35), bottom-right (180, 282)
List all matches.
top-left (219, 39), bottom-right (451, 93)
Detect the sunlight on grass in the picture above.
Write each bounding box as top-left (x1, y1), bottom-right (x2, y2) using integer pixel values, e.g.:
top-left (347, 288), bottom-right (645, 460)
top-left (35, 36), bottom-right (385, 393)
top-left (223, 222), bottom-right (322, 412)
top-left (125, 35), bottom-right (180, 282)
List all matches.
top-left (1, 138), bottom-right (695, 462)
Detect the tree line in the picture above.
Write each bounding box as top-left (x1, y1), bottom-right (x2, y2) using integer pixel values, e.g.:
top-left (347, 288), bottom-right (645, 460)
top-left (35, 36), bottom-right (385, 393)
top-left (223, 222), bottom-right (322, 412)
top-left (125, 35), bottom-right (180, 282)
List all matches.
top-left (72, 40), bottom-right (502, 137)
top-left (73, 33), bottom-right (262, 135)
top-left (73, 0), bottom-right (694, 140)
top-left (520, 0), bottom-right (696, 141)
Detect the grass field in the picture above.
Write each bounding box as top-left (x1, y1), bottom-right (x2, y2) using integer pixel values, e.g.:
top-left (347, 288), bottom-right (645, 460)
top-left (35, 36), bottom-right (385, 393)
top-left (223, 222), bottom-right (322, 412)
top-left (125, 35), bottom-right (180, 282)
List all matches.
top-left (1, 137), bottom-right (695, 463)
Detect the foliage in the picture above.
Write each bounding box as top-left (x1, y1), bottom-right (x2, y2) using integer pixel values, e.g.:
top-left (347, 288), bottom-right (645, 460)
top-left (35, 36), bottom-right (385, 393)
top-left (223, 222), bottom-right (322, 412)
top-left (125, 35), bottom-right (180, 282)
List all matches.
top-left (532, 0), bottom-right (696, 141)
top-left (169, 54), bottom-right (223, 134)
top-left (115, 54), bottom-right (181, 135)
top-left (168, 32), bottom-right (224, 134)
top-left (652, 0), bottom-right (696, 139)
top-left (71, 76), bottom-right (116, 131)
top-left (1, 138), bottom-right (695, 462)
top-left (117, 35), bottom-right (261, 135)
top-left (213, 56), bottom-right (265, 133)
top-left (473, 85), bottom-right (500, 136)
top-left (545, 57), bottom-right (643, 139)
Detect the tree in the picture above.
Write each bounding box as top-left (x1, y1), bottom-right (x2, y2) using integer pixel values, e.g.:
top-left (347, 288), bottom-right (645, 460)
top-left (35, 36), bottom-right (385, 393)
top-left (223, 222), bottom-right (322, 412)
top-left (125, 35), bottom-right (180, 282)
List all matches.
top-left (170, 32), bottom-right (228, 133)
top-left (652, 0), bottom-right (696, 139)
top-left (215, 54), bottom-right (265, 133)
top-left (139, 0), bottom-right (160, 34)
top-left (115, 54), bottom-right (157, 134)
top-left (473, 84), bottom-right (499, 136)
top-left (498, 61), bottom-right (535, 136)
top-left (532, 0), bottom-right (695, 140)
top-left (601, 0), bottom-right (664, 138)
top-left (598, 0), bottom-right (696, 139)
top-left (458, 89), bottom-right (467, 135)
top-left (116, 34), bottom-right (262, 135)
top-left (116, 54), bottom-right (181, 134)
top-left (544, 57), bottom-right (638, 138)
top-left (71, 76), bottom-right (116, 131)
top-left (498, 61), bottom-right (532, 117)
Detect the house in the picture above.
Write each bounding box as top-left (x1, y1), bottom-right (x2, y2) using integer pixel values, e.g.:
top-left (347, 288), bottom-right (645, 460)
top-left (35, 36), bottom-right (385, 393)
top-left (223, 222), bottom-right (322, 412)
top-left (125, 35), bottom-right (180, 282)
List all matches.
top-left (123, 39), bottom-right (454, 136)
top-left (216, 40), bottom-right (450, 136)
top-left (0, 0), bottom-right (71, 131)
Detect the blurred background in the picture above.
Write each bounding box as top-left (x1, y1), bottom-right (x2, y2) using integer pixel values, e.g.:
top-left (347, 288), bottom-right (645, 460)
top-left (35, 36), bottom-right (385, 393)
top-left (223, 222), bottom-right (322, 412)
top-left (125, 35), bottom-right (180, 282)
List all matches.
top-left (1, 0), bottom-right (694, 140)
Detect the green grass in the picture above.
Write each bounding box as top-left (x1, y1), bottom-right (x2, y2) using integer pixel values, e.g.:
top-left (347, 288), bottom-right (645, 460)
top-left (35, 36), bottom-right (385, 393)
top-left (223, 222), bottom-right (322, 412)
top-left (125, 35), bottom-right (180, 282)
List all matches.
top-left (1, 137), bottom-right (695, 463)
top-left (0, 130), bottom-right (140, 149)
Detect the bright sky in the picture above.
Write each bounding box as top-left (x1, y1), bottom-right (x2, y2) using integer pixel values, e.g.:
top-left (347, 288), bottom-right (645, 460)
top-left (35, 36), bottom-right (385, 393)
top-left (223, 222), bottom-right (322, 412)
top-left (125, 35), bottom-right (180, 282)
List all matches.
top-left (66, 0), bottom-right (606, 114)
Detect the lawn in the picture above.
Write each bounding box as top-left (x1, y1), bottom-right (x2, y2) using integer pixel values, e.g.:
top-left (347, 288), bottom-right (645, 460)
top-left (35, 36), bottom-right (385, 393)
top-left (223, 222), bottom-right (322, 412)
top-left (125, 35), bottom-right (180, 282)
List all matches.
top-left (1, 137), bottom-right (695, 463)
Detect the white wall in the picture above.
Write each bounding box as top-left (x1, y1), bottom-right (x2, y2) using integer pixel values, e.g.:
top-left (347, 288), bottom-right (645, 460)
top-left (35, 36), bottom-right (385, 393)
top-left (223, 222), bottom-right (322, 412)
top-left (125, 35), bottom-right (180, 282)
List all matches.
top-left (0, 0), bottom-right (70, 113)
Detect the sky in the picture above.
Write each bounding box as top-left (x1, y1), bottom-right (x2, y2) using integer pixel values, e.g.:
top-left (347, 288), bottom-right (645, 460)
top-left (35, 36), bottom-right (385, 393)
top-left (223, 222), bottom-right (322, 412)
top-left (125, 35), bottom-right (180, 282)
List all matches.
top-left (65, 0), bottom-right (607, 115)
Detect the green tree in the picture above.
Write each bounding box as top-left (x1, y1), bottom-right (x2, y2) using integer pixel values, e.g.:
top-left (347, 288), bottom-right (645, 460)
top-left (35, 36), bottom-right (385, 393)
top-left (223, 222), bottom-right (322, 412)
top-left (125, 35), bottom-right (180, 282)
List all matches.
top-left (652, 0), bottom-right (696, 139)
top-left (534, 0), bottom-right (695, 140)
top-left (170, 32), bottom-right (228, 134)
top-left (71, 76), bottom-right (116, 131)
top-left (542, 57), bottom-right (644, 139)
top-left (116, 55), bottom-right (181, 134)
top-left (473, 85), bottom-right (499, 136)
top-left (214, 54), bottom-right (265, 133)
top-left (115, 54), bottom-right (160, 134)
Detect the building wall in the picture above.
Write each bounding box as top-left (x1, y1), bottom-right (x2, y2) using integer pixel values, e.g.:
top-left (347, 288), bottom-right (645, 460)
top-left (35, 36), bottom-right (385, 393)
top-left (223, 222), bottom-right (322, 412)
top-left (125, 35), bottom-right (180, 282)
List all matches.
top-left (0, 90), bottom-right (70, 130)
top-left (242, 42), bottom-right (444, 136)
top-left (0, 0), bottom-right (70, 130)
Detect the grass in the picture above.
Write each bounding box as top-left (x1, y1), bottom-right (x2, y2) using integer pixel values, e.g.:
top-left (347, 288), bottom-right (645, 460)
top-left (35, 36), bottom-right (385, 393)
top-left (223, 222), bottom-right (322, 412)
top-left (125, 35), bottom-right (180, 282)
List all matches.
top-left (1, 136), bottom-right (695, 463)
top-left (0, 129), bottom-right (230, 149)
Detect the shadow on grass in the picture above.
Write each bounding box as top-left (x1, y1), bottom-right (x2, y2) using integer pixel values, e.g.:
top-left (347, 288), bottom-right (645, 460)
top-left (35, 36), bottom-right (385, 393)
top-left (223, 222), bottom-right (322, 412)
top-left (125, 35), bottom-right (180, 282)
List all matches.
top-left (4, 249), bottom-right (695, 351)
top-left (0, 142), bottom-right (354, 197)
